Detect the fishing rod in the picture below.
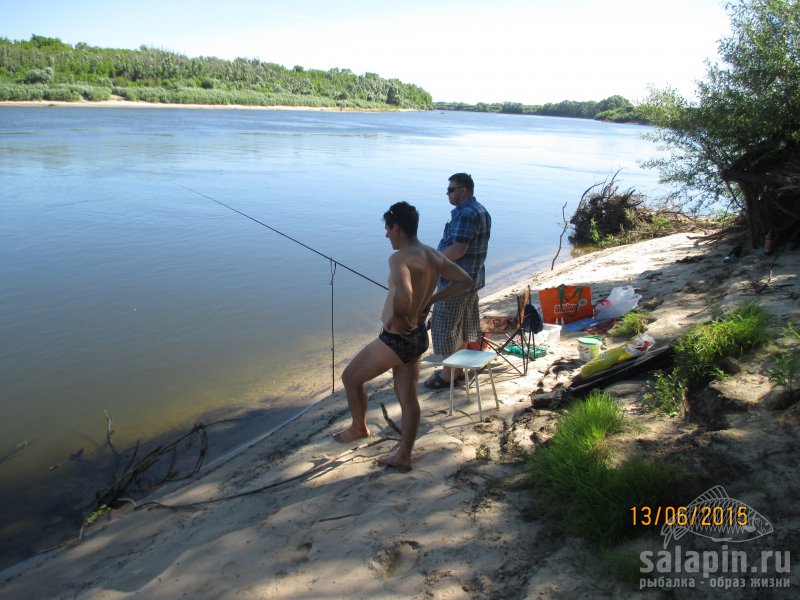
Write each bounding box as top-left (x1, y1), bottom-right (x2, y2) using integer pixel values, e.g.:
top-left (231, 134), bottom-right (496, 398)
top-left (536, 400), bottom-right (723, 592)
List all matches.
top-left (177, 183), bottom-right (388, 291)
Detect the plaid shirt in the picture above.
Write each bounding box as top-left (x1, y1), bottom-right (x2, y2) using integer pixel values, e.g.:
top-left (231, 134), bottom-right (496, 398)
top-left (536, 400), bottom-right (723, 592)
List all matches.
top-left (437, 197), bottom-right (491, 290)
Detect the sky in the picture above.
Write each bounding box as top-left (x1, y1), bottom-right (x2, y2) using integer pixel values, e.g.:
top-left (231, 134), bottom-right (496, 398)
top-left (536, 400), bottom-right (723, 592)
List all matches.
top-left (1, 0), bottom-right (732, 105)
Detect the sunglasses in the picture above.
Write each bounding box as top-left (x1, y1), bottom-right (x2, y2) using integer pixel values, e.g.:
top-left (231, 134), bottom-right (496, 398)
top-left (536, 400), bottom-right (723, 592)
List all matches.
top-left (446, 186), bottom-right (463, 193)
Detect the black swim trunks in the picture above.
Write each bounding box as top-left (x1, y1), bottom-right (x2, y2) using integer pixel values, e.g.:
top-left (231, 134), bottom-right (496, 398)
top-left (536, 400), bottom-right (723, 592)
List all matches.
top-left (379, 325), bottom-right (430, 363)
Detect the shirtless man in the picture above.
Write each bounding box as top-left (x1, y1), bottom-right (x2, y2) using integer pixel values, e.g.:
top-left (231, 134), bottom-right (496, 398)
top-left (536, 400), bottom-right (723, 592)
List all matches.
top-left (333, 201), bottom-right (473, 471)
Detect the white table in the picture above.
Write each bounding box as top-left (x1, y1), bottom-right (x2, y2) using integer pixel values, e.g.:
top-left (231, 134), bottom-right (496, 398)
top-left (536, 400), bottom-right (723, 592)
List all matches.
top-left (442, 349), bottom-right (500, 420)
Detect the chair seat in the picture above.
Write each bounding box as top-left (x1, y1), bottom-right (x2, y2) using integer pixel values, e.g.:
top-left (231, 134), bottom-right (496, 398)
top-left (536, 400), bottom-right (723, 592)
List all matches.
top-left (442, 350), bottom-right (499, 420)
top-left (443, 349), bottom-right (497, 370)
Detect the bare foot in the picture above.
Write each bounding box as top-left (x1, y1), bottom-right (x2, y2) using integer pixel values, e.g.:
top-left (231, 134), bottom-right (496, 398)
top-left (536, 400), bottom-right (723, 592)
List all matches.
top-left (376, 454), bottom-right (412, 472)
top-left (332, 426), bottom-right (370, 444)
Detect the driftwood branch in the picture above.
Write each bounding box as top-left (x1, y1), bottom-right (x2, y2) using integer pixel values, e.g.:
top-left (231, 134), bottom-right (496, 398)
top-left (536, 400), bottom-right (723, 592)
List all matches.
top-left (142, 436), bottom-right (400, 511)
top-left (0, 440), bottom-right (30, 467)
top-left (551, 202), bottom-right (569, 270)
top-left (96, 424), bottom-right (208, 509)
top-left (104, 410), bottom-right (120, 458)
top-left (380, 402), bottom-right (402, 434)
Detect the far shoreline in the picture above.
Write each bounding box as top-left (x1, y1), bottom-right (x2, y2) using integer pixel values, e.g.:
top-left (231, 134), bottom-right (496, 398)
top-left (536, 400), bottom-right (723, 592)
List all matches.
top-left (0, 98), bottom-right (420, 112)
top-left (0, 100), bottom-right (649, 125)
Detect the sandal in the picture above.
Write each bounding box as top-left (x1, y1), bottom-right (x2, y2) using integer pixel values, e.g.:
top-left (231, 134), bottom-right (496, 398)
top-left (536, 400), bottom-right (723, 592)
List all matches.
top-left (424, 371), bottom-right (454, 390)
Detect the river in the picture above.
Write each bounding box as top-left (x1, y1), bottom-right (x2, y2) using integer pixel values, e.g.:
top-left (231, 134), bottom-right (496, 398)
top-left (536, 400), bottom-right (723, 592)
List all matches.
top-left (0, 105), bottom-right (663, 568)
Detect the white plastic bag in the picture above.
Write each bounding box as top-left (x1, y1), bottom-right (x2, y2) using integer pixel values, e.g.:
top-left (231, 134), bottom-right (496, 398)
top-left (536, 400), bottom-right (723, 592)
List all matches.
top-left (594, 285), bottom-right (641, 320)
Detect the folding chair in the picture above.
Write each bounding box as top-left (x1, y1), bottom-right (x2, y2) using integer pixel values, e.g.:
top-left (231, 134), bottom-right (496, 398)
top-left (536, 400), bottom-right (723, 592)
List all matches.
top-left (479, 286), bottom-right (539, 376)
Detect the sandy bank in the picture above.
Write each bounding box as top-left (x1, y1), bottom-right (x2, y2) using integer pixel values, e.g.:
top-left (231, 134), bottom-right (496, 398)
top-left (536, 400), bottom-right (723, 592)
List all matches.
top-left (2, 232), bottom-right (798, 598)
top-left (0, 98), bottom-right (415, 112)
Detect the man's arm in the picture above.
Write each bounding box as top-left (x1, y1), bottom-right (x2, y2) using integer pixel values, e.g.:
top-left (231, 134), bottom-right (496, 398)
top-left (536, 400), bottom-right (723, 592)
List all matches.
top-left (428, 253), bottom-right (472, 306)
top-left (441, 241), bottom-right (469, 261)
top-left (441, 208), bottom-right (476, 262)
top-left (385, 253), bottom-right (414, 335)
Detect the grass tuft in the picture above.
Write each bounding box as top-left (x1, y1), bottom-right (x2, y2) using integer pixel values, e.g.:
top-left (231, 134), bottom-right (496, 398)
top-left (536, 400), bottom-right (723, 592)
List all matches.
top-left (674, 301), bottom-right (771, 389)
top-left (526, 390), bottom-right (678, 547)
top-left (609, 312), bottom-right (649, 338)
top-left (769, 322), bottom-right (800, 407)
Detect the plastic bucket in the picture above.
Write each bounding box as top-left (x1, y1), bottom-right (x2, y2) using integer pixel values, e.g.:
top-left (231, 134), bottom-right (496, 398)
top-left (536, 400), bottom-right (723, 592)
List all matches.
top-left (540, 323), bottom-right (561, 346)
top-left (577, 337), bottom-right (601, 362)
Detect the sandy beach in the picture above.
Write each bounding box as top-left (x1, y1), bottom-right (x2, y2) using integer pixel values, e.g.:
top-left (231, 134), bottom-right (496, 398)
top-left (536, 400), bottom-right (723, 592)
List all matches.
top-left (0, 98), bottom-right (408, 111)
top-left (2, 231), bottom-right (798, 599)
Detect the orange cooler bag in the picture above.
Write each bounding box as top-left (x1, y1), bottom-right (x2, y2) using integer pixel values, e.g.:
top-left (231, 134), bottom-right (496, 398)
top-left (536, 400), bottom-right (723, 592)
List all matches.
top-left (538, 285), bottom-right (592, 324)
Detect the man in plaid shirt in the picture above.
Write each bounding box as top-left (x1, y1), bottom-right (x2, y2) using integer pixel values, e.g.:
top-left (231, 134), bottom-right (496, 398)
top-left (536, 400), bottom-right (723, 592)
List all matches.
top-left (424, 173), bottom-right (492, 389)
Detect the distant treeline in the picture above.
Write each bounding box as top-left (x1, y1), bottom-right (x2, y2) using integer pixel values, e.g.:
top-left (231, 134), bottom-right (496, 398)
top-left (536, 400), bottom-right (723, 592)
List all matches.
top-left (0, 35), bottom-right (646, 121)
top-left (0, 35), bottom-right (433, 110)
top-left (433, 97), bottom-right (649, 123)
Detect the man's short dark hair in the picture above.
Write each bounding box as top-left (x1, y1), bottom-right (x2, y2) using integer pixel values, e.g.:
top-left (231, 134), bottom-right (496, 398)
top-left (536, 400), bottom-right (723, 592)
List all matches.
top-left (384, 201), bottom-right (419, 237)
top-left (449, 172), bottom-right (474, 194)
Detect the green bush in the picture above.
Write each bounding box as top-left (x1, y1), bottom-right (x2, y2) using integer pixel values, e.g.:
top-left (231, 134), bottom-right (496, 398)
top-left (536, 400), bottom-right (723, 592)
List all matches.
top-left (22, 67), bottom-right (53, 84)
top-left (42, 85), bottom-right (81, 101)
top-left (0, 77), bottom-right (405, 111)
top-left (78, 85), bottom-right (111, 101)
top-left (0, 82), bottom-right (110, 102)
top-left (0, 83), bottom-right (45, 100)
top-left (642, 368), bottom-right (686, 416)
top-left (105, 85), bottom-right (393, 109)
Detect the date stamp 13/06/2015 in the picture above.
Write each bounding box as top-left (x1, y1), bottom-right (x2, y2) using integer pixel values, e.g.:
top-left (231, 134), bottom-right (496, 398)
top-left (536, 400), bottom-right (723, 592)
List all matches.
top-left (630, 504), bottom-right (749, 528)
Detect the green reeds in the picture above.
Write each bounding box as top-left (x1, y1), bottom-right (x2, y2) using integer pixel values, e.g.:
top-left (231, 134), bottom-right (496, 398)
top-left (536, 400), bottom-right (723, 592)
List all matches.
top-left (0, 83), bottom-right (111, 102)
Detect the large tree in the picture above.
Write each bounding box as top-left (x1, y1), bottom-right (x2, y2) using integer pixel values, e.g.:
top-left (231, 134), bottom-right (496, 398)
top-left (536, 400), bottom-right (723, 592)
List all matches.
top-left (641, 0), bottom-right (800, 227)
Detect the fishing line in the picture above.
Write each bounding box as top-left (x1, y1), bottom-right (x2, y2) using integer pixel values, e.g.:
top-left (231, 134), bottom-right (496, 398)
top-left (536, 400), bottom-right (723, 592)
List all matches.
top-left (178, 183), bottom-right (388, 395)
top-left (177, 184), bottom-right (388, 290)
top-left (329, 260), bottom-right (337, 394)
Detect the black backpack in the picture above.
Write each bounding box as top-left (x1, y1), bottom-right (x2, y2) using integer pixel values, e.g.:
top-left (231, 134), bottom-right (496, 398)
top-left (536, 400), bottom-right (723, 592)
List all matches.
top-left (523, 302), bottom-right (544, 334)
